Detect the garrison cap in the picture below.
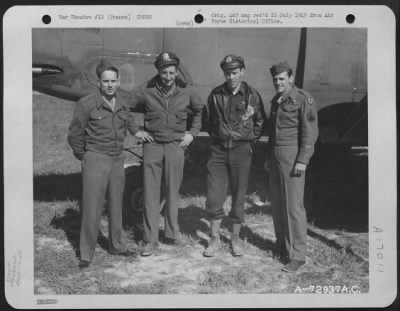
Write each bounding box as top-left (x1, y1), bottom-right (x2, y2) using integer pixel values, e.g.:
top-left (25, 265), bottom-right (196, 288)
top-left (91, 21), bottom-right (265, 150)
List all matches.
top-left (220, 54), bottom-right (245, 71)
top-left (96, 59), bottom-right (119, 78)
top-left (154, 51), bottom-right (180, 69)
top-left (270, 61), bottom-right (292, 76)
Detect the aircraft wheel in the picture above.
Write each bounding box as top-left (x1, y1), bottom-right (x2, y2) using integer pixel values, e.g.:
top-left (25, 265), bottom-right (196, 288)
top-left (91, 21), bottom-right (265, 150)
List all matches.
top-left (130, 187), bottom-right (144, 213)
top-left (318, 125), bottom-right (338, 144)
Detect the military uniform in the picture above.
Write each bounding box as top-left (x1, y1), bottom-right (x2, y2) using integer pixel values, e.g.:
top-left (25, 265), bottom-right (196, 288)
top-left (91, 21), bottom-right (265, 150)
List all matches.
top-left (268, 62), bottom-right (318, 264)
top-left (203, 55), bottom-right (264, 257)
top-left (68, 60), bottom-right (139, 264)
top-left (129, 52), bottom-right (203, 247)
top-left (205, 82), bottom-right (264, 222)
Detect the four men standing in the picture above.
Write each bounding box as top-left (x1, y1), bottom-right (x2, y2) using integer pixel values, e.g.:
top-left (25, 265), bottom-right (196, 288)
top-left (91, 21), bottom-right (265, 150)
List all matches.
top-left (68, 54), bottom-right (318, 273)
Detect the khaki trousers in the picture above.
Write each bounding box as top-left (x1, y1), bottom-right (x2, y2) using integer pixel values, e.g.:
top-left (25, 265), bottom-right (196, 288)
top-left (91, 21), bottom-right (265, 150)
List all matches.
top-left (142, 141), bottom-right (185, 243)
top-left (80, 151), bottom-right (127, 262)
top-left (206, 142), bottom-right (252, 224)
top-left (270, 145), bottom-right (307, 261)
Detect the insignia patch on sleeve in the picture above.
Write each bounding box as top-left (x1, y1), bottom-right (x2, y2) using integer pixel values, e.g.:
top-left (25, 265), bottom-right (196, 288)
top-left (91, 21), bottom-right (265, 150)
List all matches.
top-left (307, 111), bottom-right (316, 121)
top-left (307, 97), bottom-right (314, 105)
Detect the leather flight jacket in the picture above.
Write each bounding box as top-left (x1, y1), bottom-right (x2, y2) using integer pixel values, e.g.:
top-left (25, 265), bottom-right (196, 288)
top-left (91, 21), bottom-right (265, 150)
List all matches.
top-left (204, 81), bottom-right (265, 148)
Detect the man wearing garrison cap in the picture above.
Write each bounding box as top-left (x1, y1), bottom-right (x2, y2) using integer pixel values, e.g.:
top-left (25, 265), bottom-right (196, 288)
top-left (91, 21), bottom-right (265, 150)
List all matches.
top-left (68, 59), bottom-right (140, 268)
top-left (129, 52), bottom-right (203, 256)
top-left (266, 61), bottom-right (318, 273)
top-left (202, 54), bottom-right (265, 257)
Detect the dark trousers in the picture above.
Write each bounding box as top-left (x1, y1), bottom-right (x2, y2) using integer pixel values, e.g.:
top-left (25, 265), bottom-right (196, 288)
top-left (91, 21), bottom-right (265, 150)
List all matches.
top-left (80, 151), bottom-right (127, 262)
top-left (270, 145), bottom-right (307, 261)
top-left (206, 142), bottom-right (253, 224)
top-left (142, 141), bottom-right (185, 243)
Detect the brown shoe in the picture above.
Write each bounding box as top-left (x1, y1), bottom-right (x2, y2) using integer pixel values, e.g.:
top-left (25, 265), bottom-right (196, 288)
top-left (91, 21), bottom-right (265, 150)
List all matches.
top-left (165, 238), bottom-right (190, 248)
top-left (141, 242), bottom-right (156, 257)
top-left (272, 246), bottom-right (288, 264)
top-left (78, 260), bottom-right (90, 269)
top-left (203, 219), bottom-right (222, 257)
top-left (203, 237), bottom-right (221, 257)
top-left (109, 249), bottom-right (137, 257)
top-left (230, 238), bottom-right (244, 257)
top-left (282, 260), bottom-right (305, 273)
top-left (230, 223), bottom-right (243, 257)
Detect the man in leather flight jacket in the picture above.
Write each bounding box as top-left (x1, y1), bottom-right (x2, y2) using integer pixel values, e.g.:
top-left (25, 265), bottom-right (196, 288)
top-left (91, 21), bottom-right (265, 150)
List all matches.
top-left (202, 54), bottom-right (265, 257)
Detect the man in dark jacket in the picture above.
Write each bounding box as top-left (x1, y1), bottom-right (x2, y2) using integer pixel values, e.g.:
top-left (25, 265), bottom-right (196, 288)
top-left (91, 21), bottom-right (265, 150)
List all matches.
top-left (266, 61), bottom-right (319, 273)
top-left (68, 59), bottom-right (139, 268)
top-left (129, 52), bottom-right (203, 256)
top-left (202, 55), bottom-right (265, 257)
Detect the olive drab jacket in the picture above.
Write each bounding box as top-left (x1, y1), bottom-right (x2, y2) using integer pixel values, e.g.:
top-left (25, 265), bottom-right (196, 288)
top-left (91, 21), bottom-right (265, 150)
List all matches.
top-left (268, 85), bottom-right (319, 164)
top-left (203, 81), bottom-right (265, 148)
top-left (129, 76), bottom-right (203, 142)
top-left (68, 91), bottom-right (139, 160)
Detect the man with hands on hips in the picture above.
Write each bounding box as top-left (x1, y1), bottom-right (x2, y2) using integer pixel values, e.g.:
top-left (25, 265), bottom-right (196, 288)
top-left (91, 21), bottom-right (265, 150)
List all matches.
top-left (129, 52), bottom-right (203, 256)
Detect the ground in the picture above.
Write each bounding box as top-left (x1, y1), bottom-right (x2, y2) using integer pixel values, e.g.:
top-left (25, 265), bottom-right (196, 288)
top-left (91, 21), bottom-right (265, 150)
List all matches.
top-left (33, 92), bottom-right (369, 295)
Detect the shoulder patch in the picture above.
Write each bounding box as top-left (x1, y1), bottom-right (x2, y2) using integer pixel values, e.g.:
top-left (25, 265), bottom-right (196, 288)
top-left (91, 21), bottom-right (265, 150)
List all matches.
top-left (297, 89), bottom-right (314, 106)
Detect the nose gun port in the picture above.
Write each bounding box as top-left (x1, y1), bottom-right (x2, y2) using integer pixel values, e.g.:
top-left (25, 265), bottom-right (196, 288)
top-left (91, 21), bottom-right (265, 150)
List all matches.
top-left (32, 64), bottom-right (63, 75)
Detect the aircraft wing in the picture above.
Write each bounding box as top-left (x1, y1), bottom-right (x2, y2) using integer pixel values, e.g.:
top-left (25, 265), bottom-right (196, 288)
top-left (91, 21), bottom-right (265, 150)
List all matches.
top-left (33, 52), bottom-right (193, 102)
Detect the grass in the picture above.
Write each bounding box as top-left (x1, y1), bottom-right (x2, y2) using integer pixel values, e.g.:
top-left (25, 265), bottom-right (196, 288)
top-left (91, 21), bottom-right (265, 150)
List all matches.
top-left (33, 92), bottom-right (369, 296)
top-left (33, 94), bottom-right (80, 175)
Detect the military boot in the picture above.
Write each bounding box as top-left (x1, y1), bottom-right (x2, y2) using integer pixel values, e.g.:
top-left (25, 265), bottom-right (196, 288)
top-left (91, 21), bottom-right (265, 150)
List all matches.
top-left (230, 223), bottom-right (244, 257)
top-left (203, 219), bottom-right (222, 257)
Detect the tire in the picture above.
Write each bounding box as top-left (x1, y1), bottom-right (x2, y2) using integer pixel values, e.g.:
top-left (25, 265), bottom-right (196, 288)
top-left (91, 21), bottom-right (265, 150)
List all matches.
top-left (130, 187), bottom-right (145, 213)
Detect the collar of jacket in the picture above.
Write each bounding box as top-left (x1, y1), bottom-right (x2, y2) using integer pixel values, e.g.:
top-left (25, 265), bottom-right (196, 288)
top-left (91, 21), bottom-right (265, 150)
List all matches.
top-left (281, 85), bottom-right (299, 102)
top-left (146, 75), bottom-right (187, 89)
top-left (215, 81), bottom-right (251, 96)
top-left (95, 90), bottom-right (127, 111)
top-left (222, 82), bottom-right (246, 96)
top-left (273, 85), bottom-right (298, 104)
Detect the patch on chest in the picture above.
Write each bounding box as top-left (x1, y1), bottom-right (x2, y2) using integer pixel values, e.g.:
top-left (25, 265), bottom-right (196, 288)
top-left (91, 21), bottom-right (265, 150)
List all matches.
top-left (242, 105), bottom-right (255, 120)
